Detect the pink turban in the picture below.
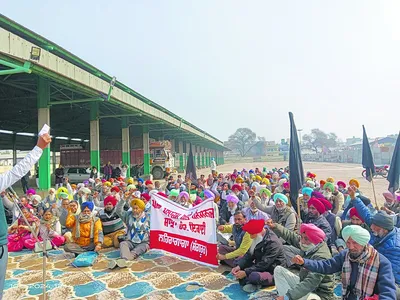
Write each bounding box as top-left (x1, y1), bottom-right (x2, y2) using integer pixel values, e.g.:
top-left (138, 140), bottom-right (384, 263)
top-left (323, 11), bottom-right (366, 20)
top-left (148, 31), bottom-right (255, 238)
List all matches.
top-left (383, 191), bottom-right (395, 201)
top-left (226, 194), bottom-right (239, 204)
top-left (300, 223), bottom-right (326, 245)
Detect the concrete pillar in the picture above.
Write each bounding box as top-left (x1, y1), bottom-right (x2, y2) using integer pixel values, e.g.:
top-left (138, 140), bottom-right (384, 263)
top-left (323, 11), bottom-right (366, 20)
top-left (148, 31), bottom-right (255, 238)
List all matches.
top-left (37, 77), bottom-right (51, 190)
top-left (122, 117), bottom-right (130, 177)
top-left (90, 102), bottom-right (100, 172)
top-left (143, 126), bottom-right (151, 176)
top-left (221, 151), bottom-right (225, 165)
top-left (201, 147), bottom-right (205, 168)
top-left (178, 141), bottom-right (184, 172)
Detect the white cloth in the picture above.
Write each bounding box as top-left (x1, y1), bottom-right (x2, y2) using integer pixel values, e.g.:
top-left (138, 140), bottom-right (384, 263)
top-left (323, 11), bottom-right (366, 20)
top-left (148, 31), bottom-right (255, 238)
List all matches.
top-left (0, 146), bottom-right (42, 192)
top-left (274, 266), bottom-right (321, 300)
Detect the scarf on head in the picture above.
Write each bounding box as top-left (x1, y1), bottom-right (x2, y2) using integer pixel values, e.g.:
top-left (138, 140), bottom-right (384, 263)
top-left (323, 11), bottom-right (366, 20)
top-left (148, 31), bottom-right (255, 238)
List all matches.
top-left (40, 216), bottom-right (58, 230)
top-left (75, 213), bottom-right (96, 239)
top-left (342, 245), bottom-right (379, 299)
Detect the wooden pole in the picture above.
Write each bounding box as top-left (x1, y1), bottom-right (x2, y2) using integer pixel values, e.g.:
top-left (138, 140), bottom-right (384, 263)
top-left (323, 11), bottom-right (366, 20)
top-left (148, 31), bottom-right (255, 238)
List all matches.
top-left (297, 196), bottom-right (301, 234)
top-left (371, 176), bottom-right (379, 209)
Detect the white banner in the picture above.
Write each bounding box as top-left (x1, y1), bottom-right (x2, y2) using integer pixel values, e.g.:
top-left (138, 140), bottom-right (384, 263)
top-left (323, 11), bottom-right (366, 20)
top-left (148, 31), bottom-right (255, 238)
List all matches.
top-left (150, 194), bottom-right (218, 266)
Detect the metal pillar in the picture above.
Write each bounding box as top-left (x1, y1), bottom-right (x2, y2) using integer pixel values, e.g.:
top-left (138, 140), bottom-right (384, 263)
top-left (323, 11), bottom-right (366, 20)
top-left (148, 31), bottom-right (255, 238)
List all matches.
top-left (90, 102), bottom-right (100, 172)
top-left (12, 133), bottom-right (17, 165)
top-left (143, 126), bottom-right (151, 176)
top-left (178, 141), bottom-right (184, 172)
top-left (121, 117), bottom-right (130, 177)
top-left (37, 77), bottom-right (51, 190)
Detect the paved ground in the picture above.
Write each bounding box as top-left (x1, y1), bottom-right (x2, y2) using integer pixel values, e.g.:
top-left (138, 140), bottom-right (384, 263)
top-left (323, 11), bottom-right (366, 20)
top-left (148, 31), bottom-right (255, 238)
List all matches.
top-left (200, 161), bottom-right (390, 207)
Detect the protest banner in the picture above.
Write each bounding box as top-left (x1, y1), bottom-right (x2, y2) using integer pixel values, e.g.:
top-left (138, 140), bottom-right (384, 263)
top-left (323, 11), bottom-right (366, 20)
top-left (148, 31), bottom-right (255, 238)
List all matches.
top-left (150, 194), bottom-right (218, 267)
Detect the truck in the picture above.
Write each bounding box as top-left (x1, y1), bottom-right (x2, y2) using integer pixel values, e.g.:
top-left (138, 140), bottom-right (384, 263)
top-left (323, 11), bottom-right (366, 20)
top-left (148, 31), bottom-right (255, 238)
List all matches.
top-left (60, 140), bottom-right (175, 179)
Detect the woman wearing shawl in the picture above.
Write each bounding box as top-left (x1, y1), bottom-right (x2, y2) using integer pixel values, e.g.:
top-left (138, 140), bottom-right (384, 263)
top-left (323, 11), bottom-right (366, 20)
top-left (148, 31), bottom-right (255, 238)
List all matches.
top-left (7, 206), bottom-right (40, 252)
top-left (24, 209), bottom-right (65, 249)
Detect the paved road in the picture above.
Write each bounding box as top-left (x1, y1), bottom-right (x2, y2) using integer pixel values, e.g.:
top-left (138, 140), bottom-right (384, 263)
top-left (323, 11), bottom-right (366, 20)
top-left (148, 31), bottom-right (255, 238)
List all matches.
top-left (195, 161), bottom-right (390, 207)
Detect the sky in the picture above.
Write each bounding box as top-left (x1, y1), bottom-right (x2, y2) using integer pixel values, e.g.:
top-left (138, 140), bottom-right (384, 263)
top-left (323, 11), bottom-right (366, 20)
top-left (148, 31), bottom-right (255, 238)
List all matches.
top-left (2, 1), bottom-right (400, 142)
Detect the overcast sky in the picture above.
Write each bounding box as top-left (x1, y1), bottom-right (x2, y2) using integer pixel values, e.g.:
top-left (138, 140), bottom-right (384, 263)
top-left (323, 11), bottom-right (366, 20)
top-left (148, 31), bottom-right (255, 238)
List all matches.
top-left (2, 1), bottom-right (400, 142)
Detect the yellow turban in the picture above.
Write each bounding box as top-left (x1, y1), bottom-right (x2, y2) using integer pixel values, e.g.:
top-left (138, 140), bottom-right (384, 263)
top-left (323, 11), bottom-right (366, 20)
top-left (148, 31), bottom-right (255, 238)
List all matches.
top-left (103, 181), bottom-right (112, 187)
top-left (255, 175), bottom-right (262, 181)
top-left (326, 177), bottom-right (335, 183)
top-left (57, 187), bottom-right (72, 200)
top-left (127, 178), bottom-right (134, 185)
top-left (262, 178), bottom-right (270, 185)
top-left (130, 198), bottom-right (145, 210)
top-left (236, 177), bottom-right (244, 183)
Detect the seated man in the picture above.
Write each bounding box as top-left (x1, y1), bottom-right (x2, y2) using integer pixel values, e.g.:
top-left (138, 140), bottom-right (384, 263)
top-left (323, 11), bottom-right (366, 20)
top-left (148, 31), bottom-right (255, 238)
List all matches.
top-left (252, 193), bottom-right (296, 231)
top-left (350, 186), bottom-right (400, 294)
top-left (110, 198), bottom-right (150, 268)
top-left (216, 211), bottom-right (251, 267)
top-left (303, 197), bottom-right (332, 245)
top-left (99, 196), bottom-right (125, 248)
top-left (336, 207), bottom-right (370, 251)
top-left (268, 220), bottom-right (334, 300)
top-left (64, 202), bottom-right (103, 257)
top-left (242, 199), bottom-right (269, 222)
top-left (219, 194), bottom-right (242, 225)
top-left (292, 225), bottom-right (396, 300)
top-left (232, 219), bottom-right (286, 293)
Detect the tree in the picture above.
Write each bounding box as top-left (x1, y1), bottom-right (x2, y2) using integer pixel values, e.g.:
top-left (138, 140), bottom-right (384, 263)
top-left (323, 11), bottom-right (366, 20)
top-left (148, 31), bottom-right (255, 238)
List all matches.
top-left (225, 128), bottom-right (257, 157)
top-left (302, 129), bottom-right (338, 153)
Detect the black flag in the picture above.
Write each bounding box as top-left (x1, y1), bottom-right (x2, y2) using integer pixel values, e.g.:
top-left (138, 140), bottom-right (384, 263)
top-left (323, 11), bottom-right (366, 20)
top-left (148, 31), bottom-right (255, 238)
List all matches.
top-left (387, 132), bottom-right (400, 194)
top-left (185, 144), bottom-right (197, 182)
top-left (362, 125), bottom-right (376, 182)
top-left (288, 112), bottom-right (304, 208)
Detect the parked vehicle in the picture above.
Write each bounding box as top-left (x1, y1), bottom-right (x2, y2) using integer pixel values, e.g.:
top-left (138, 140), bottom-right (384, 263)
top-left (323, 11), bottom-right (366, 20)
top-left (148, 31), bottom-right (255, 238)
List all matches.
top-left (64, 167), bottom-right (91, 183)
top-left (362, 165), bottom-right (389, 179)
top-left (60, 140), bottom-right (176, 180)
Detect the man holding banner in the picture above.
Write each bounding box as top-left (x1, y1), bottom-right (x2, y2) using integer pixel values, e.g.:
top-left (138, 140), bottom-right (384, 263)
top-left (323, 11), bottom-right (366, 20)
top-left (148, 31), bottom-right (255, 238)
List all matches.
top-left (150, 193), bottom-right (218, 267)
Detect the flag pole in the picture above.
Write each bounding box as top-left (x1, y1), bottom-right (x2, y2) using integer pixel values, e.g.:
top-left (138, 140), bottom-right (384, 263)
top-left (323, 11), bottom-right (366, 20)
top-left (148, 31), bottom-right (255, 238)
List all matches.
top-left (371, 176), bottom-right (379, 209)
top-left (297, 197), bottom-right (301, 234)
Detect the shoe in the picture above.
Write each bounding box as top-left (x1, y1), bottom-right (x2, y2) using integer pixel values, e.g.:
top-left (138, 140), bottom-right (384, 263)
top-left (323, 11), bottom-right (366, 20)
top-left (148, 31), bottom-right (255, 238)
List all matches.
top-left (116, 258), bottom-right (128, 268)
top-left (108, 260), bottom-right (117, 270)
top-left (242, 284), bottom-right (258, 293)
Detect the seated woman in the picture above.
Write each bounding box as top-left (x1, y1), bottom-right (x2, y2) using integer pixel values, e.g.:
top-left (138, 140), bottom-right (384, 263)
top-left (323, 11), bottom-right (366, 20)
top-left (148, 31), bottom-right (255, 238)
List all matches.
top-left (64, 202), bottom-right (103, 256)
top-left (24, 208), bottom-right (65, 250)
top-left (7, 205), bottom-right (40, 252)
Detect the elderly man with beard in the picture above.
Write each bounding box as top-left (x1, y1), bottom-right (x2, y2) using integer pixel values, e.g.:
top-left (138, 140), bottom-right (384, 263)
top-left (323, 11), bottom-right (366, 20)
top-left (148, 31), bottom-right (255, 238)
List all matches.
top-left (216, 211), bottom-right (252, 267)
top-left (350, 187), bottom-right (400, 295)
top-left (99, 196), bottom-right (125, 249)
top-left (232, 219), bottom-right (286, 293)
top-left (64, 202), bottom-right (103, 257)
top-left (231, 184), bottom-right (249, 203)
top-left (242, 198), bottom-right (269, 221)
top-left (381, 191), bottom-right (400, 215)
top-left (304, 198), bottom-right (332, 244)
top-left (299, 187), bottom-right (313, 220)
top-left (112, 198), bottom-right (150, 267)
top-left (220, 194), bottom-right (242, 225)
top-left (322, 182), bottom-right (344, 215)
top-left (43, 188), bottom-right (57, 210)
top-left (268, 221), bottom-right (334, 300)
top-left (253, 193), bottom-right (296, 231)
top-left (292, 225), bottom-right (396, 300)
top-left (336, 207), bottom-right (370, 252)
